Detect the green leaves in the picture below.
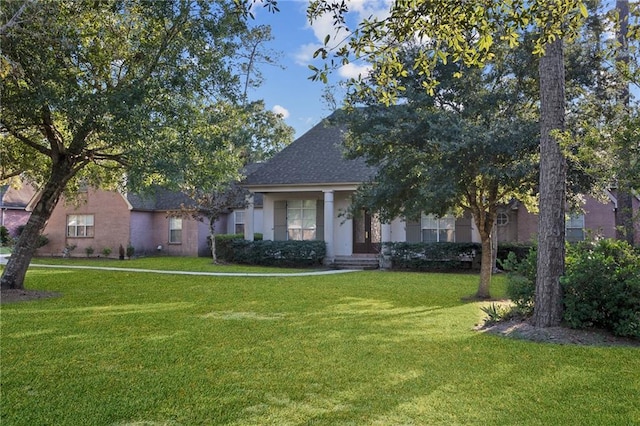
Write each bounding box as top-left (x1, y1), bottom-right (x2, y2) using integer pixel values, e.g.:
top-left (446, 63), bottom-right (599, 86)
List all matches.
top-left (306, 0), bottom-right (591, 104)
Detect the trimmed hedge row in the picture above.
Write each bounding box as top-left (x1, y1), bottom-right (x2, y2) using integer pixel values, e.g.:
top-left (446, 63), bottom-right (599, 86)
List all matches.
top-left (384, 242), bottom-right (481, 271)
top-left (384, 242), bottom-right (534, 271)
top-left (212, 234), bottom-right (263, 260)
top-left (223, 239), bottom-right (326, 267)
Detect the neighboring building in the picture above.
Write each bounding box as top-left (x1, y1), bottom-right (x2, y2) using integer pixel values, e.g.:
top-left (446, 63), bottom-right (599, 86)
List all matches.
top-left (243, 115), bottom-right (640, 266)
top-left (0, 181), bottom-right (36, 238)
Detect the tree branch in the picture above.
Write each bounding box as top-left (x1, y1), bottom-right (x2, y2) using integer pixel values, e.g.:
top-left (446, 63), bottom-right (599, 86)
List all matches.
top-left (2, 123), bottom-right (51, 156)
top-left (0, 0), bottom-right (34, 35)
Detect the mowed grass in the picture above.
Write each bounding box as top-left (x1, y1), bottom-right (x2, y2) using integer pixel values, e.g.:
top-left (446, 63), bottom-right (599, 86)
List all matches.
top-left (1, 262), bottom-right (639, 425)
top-left (30, 256), bottom-right (312, 273)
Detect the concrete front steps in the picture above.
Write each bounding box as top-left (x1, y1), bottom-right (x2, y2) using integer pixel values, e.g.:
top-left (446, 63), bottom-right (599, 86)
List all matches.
top-left (331, 254), bottom-right (380, 270)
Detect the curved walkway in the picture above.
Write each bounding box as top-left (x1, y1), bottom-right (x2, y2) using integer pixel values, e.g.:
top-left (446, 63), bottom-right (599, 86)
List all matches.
top-left (21, 261), bottom-right (361, 277)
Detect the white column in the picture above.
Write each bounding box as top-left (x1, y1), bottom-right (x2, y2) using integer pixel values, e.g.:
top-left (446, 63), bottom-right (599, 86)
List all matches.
top-left (323, 190), bottom-right (334, 262)
top-left (244, 193), bottom-right (255, 241)
top-left (381, 222), bottom-right (392, 243)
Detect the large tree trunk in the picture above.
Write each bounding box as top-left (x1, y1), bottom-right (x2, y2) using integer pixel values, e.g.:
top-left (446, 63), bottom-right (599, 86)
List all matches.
top-left (1, 165), bottom-right (73, 289)
top-left (476, 232), bottom-right (493, 299)
top-left (471, 207), bottom-right (497, 300)
top-left (533, 38), bottom-right (567, 327)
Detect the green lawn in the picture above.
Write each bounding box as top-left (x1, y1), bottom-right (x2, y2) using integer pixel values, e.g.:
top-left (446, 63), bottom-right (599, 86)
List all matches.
top-left (1, 262), bottom-right (638, 425)
top-left (30, 256), bottom-right (313, 273)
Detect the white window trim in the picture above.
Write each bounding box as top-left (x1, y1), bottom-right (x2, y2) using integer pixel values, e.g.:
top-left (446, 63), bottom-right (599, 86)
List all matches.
top-left (565, 213), bottom-right (585, 242)
top-left (421, 213), bottom-right (455, 243)
top-left (497, 212), bottom-right (509, 226)
top-left (67, 214), bottom-right (94, 238)
top-left (234, 210), bottom-right (245, 234)
top-left (169, 217), bottom-right (183, 244)
top-left (287, 200), bottom-right (316, 241)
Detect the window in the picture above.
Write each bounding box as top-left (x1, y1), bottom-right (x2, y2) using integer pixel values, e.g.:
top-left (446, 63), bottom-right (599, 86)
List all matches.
top-left (566, 214), bottom-right (585, 242)
top-left (67, 214), bottom-right (94, 238)
top-left (421, 214), bottom-right (455, 242)
top-left (497, 212), bottom-right (509, 226)
top-left (287, 200), bottom-right (316, 240)
top-left (234, 211), bottom-right (245, 234)
top-left (169, 217), bottom-right (182, 244)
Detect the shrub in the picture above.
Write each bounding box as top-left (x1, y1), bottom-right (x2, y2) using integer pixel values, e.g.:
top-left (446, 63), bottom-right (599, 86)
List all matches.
top-left (229, 240), bottom-right (325, 267)
top-left (384, 242), bottom-right (481, 271)
top-left (0, 226), bottom-right (9, 245)
top-left (561, 239), bottom-right (640, 338)
top-left (213, 233), bottom-right (264, 261)
top-left (481, 303), bottom-right (517, 326)
top-left (102, 247), bottom-right (112, 257)
top-left (85, 246), bottom-right (94, 257)
top-left (497, 242), bottom-right (534, 265)
top-left (126, 244), bottom-right (135, 259)
top-left (500, 247), bottom-right (537, 316)
top-left (37, 234), bottom-right (49, 248)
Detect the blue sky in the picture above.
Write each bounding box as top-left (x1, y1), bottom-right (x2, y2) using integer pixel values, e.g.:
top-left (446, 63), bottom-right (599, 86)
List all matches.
top-left (245, 1), bottom-right (638, 139)
top-left (245, 0), bottom-right (385, 138)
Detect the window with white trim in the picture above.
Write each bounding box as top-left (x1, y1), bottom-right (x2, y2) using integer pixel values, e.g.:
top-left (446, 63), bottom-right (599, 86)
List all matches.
top-left (234, 211), bottom-right (245, 234)
top-left (169, 217), bottom-right (182, 244)
top-left (566, 214), bottom-right (585, 242)
top-left (287, 200), bottom-right (316, 241)
top-left (67, 214), bottom-right (94, 237)
top-left (497, 212), bottom-right (509, 226)
top-left (421, 214), bottom-right (455, 242)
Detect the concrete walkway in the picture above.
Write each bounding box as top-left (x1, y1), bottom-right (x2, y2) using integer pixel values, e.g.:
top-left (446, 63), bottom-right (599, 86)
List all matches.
top-left (2, 258), bottom-right (360, 277)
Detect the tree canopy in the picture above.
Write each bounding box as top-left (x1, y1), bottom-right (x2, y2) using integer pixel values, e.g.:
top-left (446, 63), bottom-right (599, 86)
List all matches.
top-left (306, 0), bottom-right (638, 326)
top-left (335, 45), bottom-right (539, 298)
top-left (0, 0), bottom-right (290, 289)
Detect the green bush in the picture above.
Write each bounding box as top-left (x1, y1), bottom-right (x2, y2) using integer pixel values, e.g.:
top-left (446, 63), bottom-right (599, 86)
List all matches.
top-left (213, 233), bottom-right (263, 261)
top-left (497, 242), bottom-right (534, 265)
top-left (0, 226), bottom-right (10, 245)
top-left (500, 247), bottom-right (537, 316)
top-left (229, 240), bottom-right (326, 267)
top-left (561, 239), bottom-right (640, 338)
top-left (384, 242), bottom-right (481, 271)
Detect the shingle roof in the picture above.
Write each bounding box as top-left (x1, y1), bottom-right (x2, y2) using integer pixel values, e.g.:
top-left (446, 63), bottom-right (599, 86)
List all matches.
top-left (243, 114), bottom-right (376, 186)
top-left (127, 187), bottom-right (195, 211)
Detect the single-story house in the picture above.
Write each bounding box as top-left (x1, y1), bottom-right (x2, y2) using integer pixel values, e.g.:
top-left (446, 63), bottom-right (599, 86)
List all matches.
top-left (34, 185), bottom-right (263, 258)
top-left (243, 115), bottom-right (639, 267)
top-left (0, 181), bottom-right (36, 238)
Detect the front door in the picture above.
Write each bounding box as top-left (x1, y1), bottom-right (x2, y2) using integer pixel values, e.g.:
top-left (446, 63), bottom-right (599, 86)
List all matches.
top-left (353, 210), bottom-right (381, 254)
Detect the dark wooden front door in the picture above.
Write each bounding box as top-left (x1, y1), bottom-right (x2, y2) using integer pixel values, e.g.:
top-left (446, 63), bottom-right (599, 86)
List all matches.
top-left (353, 210), bottom-right (381, 254)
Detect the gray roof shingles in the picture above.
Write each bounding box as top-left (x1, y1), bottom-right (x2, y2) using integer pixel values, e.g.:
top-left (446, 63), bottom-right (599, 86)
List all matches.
top-left (243, 116), bottom-right (376, 186)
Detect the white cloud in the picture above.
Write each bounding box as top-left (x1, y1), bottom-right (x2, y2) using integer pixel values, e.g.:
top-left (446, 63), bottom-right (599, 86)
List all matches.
top-left (272, 105), bottom-right (290, 118)
top-left (296, 0), bottom-right (391, 67)
top-left (294, 42), bottom-right (323, 66)
top-left (339, 62), bottom-right (372, 79)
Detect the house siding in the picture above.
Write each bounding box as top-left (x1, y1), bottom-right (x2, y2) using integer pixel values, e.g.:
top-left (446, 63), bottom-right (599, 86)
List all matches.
top-left (1, 209), bottom-right (30, 238)
top-left (38, 189), bottom-right (131, 257)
